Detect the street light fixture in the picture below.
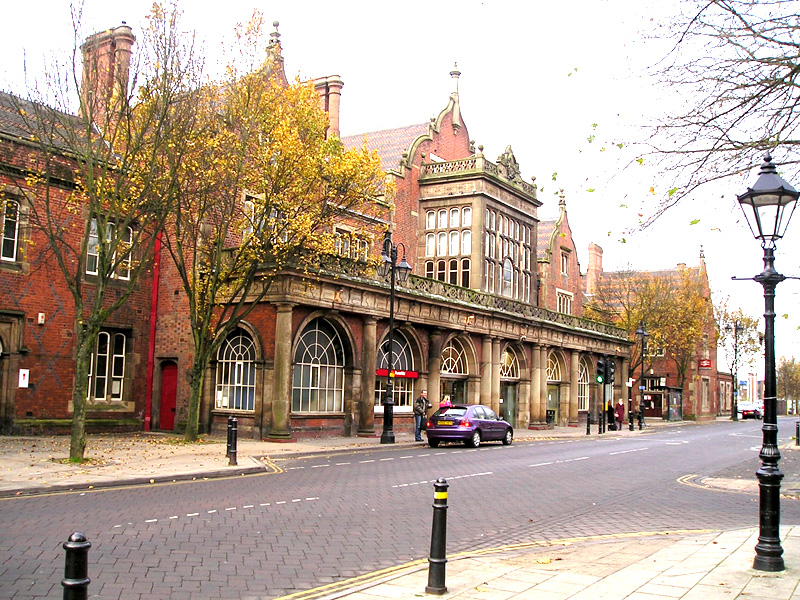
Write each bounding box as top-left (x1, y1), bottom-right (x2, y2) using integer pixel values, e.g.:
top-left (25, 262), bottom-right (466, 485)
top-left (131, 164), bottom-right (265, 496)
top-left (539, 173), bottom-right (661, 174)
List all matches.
top-left (635, 322), bottom-right (648, 429)
top-left (735, 152), bottom-right (798, 572)
top-left (378, 229), bottom-right (412, 444)
top-left (725, 321), bottom-right (743, 421)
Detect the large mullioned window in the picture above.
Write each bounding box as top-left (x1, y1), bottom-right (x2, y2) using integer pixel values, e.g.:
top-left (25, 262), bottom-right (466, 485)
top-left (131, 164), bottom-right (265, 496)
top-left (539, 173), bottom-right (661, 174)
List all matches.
top-left (215, 329), bottom-right (257, 411)
top-left (292, 318), bottom-right (345, 412)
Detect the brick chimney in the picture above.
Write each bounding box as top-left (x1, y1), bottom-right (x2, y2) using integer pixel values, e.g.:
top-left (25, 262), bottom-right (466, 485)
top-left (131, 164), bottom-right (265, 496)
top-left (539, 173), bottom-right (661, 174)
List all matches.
top-left (585, 243), bottom-right (603, 296)
top-left (314, 75), bottom-right (344, 139)
top-left (80, 23), bottom-right (136, 126)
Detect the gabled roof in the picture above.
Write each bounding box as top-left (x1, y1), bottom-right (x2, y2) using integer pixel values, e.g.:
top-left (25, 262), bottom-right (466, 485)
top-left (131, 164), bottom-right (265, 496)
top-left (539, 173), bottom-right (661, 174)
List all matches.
top-left (537, 219), bottom-right (557, 257)
top-left (340, 122), bottom-right (429, 170)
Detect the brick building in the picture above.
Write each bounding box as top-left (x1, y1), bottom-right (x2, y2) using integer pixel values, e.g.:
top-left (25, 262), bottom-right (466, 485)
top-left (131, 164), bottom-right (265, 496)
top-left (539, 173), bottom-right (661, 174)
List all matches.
top-left (584, 245), bottom-right (721, 421)
top-left (1, 23), bottom-right (632, 439)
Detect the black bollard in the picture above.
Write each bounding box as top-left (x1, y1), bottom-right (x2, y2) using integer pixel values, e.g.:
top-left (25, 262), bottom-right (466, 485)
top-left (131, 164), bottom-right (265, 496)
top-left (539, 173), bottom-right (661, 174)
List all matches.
top-left (228, 417), bottom-right (238, 466)
top-left (629, 409), bottom-right (634, 432)
top-left (62, 532), bottom-right (91, 600)
top-left (586, 415), bottom-right (590, 435)
top-left (426, 478), bottom-right (449, 595)
top-left (226, 415), bottom-right (233, 458)
top-left (638, 410), bottom-right (644, 430)
top-left (796, 420), bottom-right (799, 446)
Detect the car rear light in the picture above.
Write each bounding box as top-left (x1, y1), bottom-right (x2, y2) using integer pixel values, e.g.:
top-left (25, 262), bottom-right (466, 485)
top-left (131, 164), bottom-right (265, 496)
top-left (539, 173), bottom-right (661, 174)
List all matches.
top-left (426, 420), bottom-right (432, 428)
top-left (459, 418), bottom-right (471, 427)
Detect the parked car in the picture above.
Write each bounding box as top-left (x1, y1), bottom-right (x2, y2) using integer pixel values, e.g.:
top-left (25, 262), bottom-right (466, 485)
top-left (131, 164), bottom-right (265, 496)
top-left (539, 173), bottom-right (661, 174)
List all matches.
top-left (425, 404), bottom-right (513, 448)
top-left (738, 401), bottom-right (762, 420)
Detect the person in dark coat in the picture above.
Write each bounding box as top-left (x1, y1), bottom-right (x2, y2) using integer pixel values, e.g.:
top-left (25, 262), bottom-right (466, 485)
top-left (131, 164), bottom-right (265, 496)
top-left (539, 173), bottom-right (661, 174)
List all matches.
top-left (413, 390), bottom-right (431, 441)
top-left (614, 399), bottom-right (625, 431)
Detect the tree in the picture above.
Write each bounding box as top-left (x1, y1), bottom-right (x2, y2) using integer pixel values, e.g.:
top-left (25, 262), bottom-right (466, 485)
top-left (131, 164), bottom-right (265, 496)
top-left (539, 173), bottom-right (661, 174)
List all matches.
top-left (584, 266), bottom-right (714, 390)
top-left (3, 4), bottom-right (203, 460)
top-left (778, 357), bottom-right (800, 412)
top-left (715, 299), bottom-right (762, 413)
top-left (643, 0), bottom-right (800, 221)
top-left (161, 14), bottom-right (385, 441)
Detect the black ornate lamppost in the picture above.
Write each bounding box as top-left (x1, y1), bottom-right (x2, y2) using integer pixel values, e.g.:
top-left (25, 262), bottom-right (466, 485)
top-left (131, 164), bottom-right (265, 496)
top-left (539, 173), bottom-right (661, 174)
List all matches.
top-left (735, 153), bottom-right (798, 572)
top-left (377, 230), bottom-right (412, 444)
top-left (635, 322), bottom-right (648, 429)
top-left (725, 321), bottom-right (743, 421)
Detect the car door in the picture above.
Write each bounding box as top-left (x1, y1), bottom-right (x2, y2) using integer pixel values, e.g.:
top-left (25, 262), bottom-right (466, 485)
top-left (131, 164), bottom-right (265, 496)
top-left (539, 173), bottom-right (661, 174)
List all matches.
top-left (482, 406), bottom-right (503, 440)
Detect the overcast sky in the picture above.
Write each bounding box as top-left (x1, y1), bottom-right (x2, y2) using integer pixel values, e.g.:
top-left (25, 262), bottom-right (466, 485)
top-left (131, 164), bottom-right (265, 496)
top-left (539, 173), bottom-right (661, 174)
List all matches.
top-left (3, 0), bottom-right (799, 366)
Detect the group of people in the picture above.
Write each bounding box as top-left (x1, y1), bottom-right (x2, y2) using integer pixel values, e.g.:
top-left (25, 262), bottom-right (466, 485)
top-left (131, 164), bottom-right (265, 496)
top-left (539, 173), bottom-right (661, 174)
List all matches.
top-left (413, 390), bottom-right (452, 441)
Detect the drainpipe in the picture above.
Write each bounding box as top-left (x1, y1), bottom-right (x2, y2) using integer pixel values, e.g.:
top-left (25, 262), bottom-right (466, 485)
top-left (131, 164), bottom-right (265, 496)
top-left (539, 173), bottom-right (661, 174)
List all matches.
top-left (144, 231), bottom-right (162, 431)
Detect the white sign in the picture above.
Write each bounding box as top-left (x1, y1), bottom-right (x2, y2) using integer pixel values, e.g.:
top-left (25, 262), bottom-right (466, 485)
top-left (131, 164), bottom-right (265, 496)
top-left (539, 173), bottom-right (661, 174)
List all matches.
top-left (18, 369), bottom-right (29, 388)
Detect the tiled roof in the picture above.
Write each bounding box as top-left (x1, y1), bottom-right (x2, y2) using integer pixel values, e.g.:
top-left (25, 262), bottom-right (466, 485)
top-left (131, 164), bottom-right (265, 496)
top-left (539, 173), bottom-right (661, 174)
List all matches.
top-left (0, 91), bottom-right (86, 150)
top-left (537, 219), bottom-right (557, 256)
top-left (341, 122), bottom-right (429, 170)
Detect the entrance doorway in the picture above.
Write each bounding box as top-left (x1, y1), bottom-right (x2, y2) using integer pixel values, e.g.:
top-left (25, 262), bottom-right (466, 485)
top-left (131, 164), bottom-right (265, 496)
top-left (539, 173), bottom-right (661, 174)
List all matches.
top-left (500, 382), bottom-right (517, 424)
top-left (546, 385), bottom-right (559, 424)
top-left (441, 379), bottom-right (467, 405)
top-left (159, 361), bottom-right (178, 431)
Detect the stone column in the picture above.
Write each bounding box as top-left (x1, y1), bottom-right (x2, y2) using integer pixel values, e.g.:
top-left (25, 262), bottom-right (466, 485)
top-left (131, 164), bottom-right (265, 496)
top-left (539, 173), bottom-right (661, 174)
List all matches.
top-left (529, 343), bottom-right (541, 426)
top-left (569, 350), bottom-right (580, 426)
top-left (358, 317), bottom-right (377, 436)
top-left (268, 303), bottom-right (294, 441)
top-left (428, 331), bottom-right (444, 407)
top-left (491, 338), bottom-right (501, 415)
top-left (480, 335), bottom-right (492, 406)
top-left (539, 346), bottom-right (549, 426)
top-left (519, 342), bottom-right (531, 430)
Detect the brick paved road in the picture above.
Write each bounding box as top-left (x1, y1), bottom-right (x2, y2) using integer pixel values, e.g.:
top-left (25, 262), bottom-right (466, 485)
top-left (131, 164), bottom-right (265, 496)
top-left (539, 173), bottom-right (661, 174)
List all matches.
top-left (1, 418), bottom-right (797, 599)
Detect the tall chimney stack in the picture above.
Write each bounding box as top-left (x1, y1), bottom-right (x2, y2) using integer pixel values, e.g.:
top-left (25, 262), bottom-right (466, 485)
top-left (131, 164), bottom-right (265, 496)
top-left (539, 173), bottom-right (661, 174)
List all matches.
top-left (80, 23), bottom-right (136, 126)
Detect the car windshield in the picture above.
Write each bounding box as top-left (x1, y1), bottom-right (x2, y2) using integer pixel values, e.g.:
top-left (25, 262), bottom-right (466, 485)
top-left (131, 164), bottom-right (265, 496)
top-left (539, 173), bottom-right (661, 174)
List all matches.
top-left (433, 407), bottom-right (467, 418)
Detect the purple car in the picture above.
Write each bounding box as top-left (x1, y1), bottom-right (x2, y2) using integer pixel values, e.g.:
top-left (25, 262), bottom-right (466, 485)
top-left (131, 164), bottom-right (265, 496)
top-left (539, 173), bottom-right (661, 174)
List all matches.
top-left (425, 404), bottom-right (513, 448)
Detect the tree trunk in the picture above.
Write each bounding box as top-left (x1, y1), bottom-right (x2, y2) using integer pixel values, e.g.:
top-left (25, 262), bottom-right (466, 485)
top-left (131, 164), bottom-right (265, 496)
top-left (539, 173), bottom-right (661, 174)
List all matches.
top-left (69, 331), bottom-right (94, 462)
top-left (184, 359), bottom-right (206, 442)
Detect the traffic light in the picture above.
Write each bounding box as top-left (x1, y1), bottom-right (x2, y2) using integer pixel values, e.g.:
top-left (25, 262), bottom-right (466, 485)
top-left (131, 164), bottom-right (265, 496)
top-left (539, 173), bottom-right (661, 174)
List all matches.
top-left (595, 358), bottom-right (606, 384)
top-left (606, 359), bottom-right (616, 383)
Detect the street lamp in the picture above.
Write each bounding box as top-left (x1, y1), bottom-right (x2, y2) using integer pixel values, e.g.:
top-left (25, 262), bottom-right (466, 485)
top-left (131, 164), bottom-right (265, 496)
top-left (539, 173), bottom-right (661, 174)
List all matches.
top-left (725, 321), bottom-right (743, 421)
top-left (377, 229), bottom-right (412, 444)
top-left (635, 322), bottom-right (648, 429)
top-left (735, 152), bottom-right (798, 572)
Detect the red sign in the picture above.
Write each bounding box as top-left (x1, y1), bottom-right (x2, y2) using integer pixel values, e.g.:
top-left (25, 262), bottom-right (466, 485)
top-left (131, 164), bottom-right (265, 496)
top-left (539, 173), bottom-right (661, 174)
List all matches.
top-left (699, 359), bottom-right (712, 370)
top-left (375, 369), bottom-right (419, 379)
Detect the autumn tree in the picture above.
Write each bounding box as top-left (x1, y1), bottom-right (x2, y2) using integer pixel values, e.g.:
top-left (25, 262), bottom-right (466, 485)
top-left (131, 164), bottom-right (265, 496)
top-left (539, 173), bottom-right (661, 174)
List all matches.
top-left (715, 299), bottom-right (761, 416)
top-left (3, 4), bottom-right (203, 460)
top-left (778, 357), bottom-right (800, 413)
top-left (643, 0), bottom-right (800, 220)
top-left (161, 14), bottom-right (385, 441)
top-left (584, 267), bottom-right (714, 389)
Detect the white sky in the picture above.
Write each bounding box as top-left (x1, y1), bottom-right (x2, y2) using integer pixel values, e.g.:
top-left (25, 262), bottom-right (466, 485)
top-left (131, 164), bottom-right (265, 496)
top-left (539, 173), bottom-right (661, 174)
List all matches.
top-left (2, 0), bottom-right (799, 367)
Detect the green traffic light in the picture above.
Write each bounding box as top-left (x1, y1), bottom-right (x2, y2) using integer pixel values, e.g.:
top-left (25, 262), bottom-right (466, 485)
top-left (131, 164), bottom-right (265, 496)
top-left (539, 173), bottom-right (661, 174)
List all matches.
top-left (595, 375), bottom-right (604, 384)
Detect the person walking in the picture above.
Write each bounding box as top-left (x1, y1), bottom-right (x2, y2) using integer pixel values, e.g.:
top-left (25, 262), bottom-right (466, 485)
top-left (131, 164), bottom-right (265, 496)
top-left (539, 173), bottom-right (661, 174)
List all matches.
top-left (614, 398), bottom-right (625, 432)
top-left (413, 390), bottom-right (431, 441)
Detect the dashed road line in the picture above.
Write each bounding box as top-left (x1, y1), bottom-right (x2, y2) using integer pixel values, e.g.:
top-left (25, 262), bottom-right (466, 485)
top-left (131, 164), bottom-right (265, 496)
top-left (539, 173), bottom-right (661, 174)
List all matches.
top-left (609, 448), bottom-right (648, 456)
top-left (392, 472), bottom-right (493, 488)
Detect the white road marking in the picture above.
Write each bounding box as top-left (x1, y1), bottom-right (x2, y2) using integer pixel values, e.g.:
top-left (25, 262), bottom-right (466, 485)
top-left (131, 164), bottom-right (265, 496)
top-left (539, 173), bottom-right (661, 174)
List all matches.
top-left (392, 472), bottom-right (492, 488)
top-left (359, 460), bottom-right (375, 464)
top-left (609, 448), bottom-right (649, 456)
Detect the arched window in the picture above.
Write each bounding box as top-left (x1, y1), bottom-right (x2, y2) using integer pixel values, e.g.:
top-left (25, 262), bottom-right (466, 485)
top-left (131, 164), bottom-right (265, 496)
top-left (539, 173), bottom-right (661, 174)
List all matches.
top-left (461, 230), bottom-right (471, 255)
top-left (215, 329), bottom-right (256, 411)
top-left (449, 259), bottom-right (459, 286)
top-left (436, 260), bottom-right (446, 281)
top-left (375, 332), bottom-right (414, 409)
top-left (499, 348), bottom-right (520, 380)
top-left (426, 233), bottom-right (435, 257)
top-left (441, 339), bottom-right (468, 376)
top-left (426, 211), bottom-right (435, 229)
top-left (461, 258), bottom-right (470, 288)
top-left (578, 360), bottom-right (589, 411)
top-left (88, 331), bottom-right (127, 403)
top-left (425, 261), bottom-right (434, 279)
top-left (450, 207), bottom-right (459, 228)
top-left (292, 318), bottom-right (344, 412)
top-left (437, 232), bottom-right (447, 256)
top-left (502, 258), bottom-right (513, 297)
top-left (547, 354), bottom-right (562, 382)
top-left (449, 231), bottom-right (459, 255)
top-left (1, 199), bottom-right (20, 262)
top-left (462, 207), bottom-right (472, 227)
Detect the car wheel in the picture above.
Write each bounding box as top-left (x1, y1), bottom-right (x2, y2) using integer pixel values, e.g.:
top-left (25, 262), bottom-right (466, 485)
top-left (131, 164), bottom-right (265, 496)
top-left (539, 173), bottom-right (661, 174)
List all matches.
top-left (467, 430), bottom-right (481, 448)
top-left (502, 428), bottom-right (513, 445)
top-left (428, 439), bottom-right (440, 448)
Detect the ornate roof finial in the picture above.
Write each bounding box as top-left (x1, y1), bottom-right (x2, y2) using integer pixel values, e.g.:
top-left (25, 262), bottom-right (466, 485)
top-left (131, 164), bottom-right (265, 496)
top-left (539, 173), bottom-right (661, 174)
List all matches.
top-left (700, 245), bottom-right (705, 259)
top-left (269, 21), bottom-right (281, 49)
top-left (450, 62), bottom-right (461, 95)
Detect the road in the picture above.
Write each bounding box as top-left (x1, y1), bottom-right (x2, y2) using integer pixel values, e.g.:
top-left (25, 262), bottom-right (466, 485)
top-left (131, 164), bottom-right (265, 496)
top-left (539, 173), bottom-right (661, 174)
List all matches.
top-left (1, 418), bottom-right (798, 599)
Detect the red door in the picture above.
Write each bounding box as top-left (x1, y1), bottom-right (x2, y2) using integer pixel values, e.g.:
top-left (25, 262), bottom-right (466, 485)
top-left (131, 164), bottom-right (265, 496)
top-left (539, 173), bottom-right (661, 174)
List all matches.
top-left (159, 362), bottom-right (178, 431)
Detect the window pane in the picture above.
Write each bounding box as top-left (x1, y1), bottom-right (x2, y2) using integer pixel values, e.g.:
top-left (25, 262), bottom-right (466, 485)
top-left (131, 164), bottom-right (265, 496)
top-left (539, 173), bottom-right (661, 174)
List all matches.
top-left (2, 200), bottom-right (19, 261)
top-left (449, 259), bottom-right (458, 286)
top-left (426, 233), bottom-right (435, 257)
top-left (438, 209), bottom-right (447, 229)
top-left (437, 232), bottom-right (447, 256)
top-left (449, 231), bottom-right (458, 255)
top-left (425, 260), bottom-right (434, 278)
top-left (426, 211), bottom-right (435, 229)
top-left (461, 230), bottom-right (471, 255)
top-left (450, 208), bottom-right (459, 228)
top-left (437, 260), bottom-right (446, 281)
top-left (461, 258), bottom-right (470, 288)
top-left (462, 207), bottom-right (471, 227)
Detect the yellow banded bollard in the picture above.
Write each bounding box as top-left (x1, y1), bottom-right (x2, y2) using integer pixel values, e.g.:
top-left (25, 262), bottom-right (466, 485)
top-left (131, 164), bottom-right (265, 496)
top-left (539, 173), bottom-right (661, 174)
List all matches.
top-left (426, 478), bottom-right (449, 595)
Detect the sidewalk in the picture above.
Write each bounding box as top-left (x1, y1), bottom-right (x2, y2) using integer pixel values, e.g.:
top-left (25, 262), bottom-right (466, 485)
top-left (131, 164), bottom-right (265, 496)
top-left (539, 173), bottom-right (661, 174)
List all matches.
top-left (2, 418), bottom-right (799, 599)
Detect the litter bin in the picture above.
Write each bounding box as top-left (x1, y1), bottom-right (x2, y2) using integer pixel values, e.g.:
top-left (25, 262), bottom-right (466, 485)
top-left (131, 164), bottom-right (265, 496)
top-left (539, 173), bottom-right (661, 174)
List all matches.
top-left (546, 409), bottom-right (555, 424)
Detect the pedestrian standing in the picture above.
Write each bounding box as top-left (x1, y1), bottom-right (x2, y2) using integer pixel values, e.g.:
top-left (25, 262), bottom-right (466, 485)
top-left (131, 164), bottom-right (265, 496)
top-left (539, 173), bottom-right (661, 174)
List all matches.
top-left (413, 390), bottom-right (430, 441)
top-left (614, 398), bottom-right (625, 432)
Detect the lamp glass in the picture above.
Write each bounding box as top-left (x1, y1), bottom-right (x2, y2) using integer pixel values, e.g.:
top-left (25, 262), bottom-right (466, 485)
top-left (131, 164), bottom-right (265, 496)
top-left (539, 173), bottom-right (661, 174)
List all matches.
top-left (377, 253), bottom-right (392, 277)
top-left (396, 257), bottom-right (412, 283)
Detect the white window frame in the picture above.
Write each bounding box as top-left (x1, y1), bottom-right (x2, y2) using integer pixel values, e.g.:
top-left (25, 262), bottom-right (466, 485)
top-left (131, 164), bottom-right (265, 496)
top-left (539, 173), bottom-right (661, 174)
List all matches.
top-left (88, 330), bottom-right (126, 403)
top-left (1, 199), bottom-right (20, 262)
top-left (556, 289), bottom-right (573, 315)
